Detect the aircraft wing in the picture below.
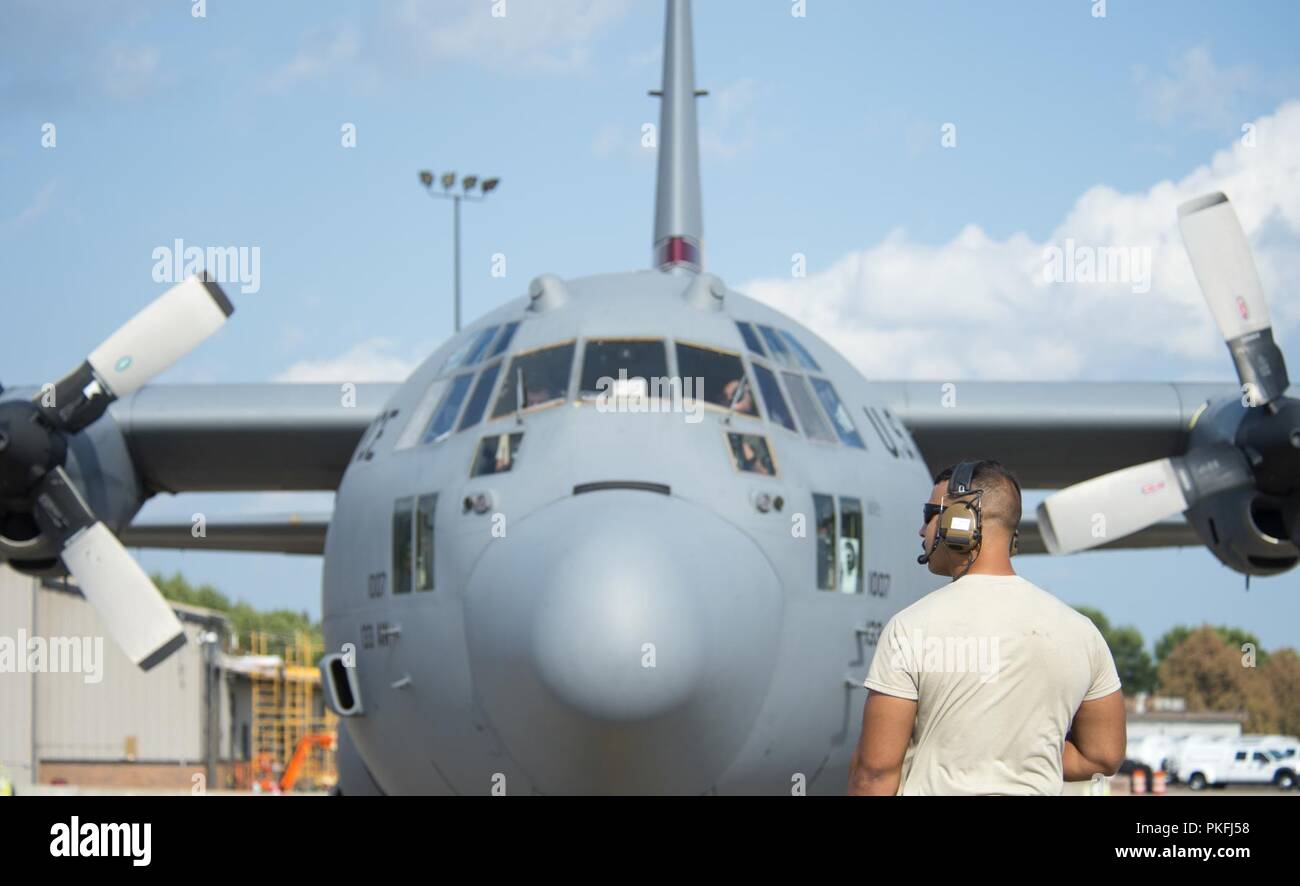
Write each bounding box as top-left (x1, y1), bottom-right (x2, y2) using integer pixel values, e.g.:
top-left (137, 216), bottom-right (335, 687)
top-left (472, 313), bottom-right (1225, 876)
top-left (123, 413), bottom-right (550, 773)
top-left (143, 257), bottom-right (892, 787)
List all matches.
top-left (863, 380), bottom-right (1254, 489)
top-left (121, 511), bottom-right (333, 555)
top-left (109, 383), bottom-right (397, 492)
top-left (119, 508), bottom-right (1197, 557)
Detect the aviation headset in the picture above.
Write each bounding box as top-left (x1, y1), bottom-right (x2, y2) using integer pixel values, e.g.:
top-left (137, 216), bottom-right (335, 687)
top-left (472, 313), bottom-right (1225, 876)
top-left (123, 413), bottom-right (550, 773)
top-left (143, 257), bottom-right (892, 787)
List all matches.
top-left (919, 461), bottom-right (1020, 566)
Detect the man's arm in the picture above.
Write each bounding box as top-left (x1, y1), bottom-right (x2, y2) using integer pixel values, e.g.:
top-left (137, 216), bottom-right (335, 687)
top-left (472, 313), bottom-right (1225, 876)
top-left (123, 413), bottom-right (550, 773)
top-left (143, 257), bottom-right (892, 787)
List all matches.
top-left (1063, 690), bottom-right (1126, 780)
top-left (847, 690), bottom-right (917, 795)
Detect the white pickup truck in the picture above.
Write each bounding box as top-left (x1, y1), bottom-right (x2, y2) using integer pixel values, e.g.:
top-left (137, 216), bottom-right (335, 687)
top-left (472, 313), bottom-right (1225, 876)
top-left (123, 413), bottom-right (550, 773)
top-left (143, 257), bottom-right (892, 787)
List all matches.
top-left (1168, 738), bottom-right (1299, 791)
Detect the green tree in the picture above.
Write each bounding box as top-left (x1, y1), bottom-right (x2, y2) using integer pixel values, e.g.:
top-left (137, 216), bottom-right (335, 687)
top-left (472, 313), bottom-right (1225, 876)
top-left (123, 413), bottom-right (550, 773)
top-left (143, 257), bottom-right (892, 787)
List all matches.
top-left (151, 570), bottom-right (321, 657)
top-left (1075, 606), bottom-right (1156, 695)
top-left (1155, 625), bottom-right (1267, 668)
top-left (1155, 626), bottom-right (1281, 732)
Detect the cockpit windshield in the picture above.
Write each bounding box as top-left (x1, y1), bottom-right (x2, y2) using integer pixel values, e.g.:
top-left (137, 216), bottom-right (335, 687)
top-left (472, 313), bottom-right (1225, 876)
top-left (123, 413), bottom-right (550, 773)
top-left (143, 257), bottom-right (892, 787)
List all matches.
top-left (675, 343), bottom-right (759, 416)
top-left (492, 342), bottom-right (576, 417)
top-left (579, 339), bottom-right (668, 398)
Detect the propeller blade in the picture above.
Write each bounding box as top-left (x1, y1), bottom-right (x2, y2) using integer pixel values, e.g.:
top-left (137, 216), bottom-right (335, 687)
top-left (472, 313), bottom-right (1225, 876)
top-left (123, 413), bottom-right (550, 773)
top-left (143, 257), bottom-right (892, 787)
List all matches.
top-left (31, 466), bottom-right (185, 670)
top-left (86, 273), bottom-right (233, 398)
top-left (1038, 445), bottom-right (1253, 555)
top-left (40, 275), bottom-right (233, 433)
top-left (1178, 192), bottom-right (1290, 405)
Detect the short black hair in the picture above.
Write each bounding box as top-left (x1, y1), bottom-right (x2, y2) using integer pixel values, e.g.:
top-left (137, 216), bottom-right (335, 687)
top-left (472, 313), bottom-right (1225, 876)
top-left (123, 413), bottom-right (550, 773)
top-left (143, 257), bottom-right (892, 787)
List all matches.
top-left (933, 460), bottom-right (1022, 532)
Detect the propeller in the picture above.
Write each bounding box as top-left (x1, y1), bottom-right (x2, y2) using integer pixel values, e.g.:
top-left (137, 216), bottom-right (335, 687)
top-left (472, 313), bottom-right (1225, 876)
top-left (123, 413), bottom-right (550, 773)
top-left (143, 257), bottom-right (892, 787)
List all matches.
top-left (1039, 194), bottom-right (1295, 555)
top-left (0, 274), bottom-right (233, 669)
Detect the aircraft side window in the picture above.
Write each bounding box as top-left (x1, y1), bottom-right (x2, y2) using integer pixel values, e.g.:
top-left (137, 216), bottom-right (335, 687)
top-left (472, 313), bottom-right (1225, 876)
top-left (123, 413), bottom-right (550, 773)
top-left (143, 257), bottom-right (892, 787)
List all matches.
top-left (735, 321), bottom-right (766, 357)
top-left (492, 342), bottom-right (576, 417)
top-left (674, 342), bottom-right (759, 416)
top-left (757, 325), bottom-right (797, 368)
top-left (416, 494), bottom-right (436, 592)
top-left (464, 325), bottom-right (501, 367)
top-left (422, 373), bottom-right (474, 444)
top-left (395, 380), bottom-right (448, 450)
top-left (354, 408), bottom-right (398, 462)
top-left (458, 361), bottom-right (503, 432)
top-left (471, 432), bottom-right (524, 477)
top-left (441, 325), bottom-right (499, 376)
top-left (580, 339), bottom-right (668, 398)
top-left (813, 493), bottom-right (837, 591)
top-left (863, 406), bottom-right (900, 458)
top-left (751, 363), bottom-right (797, 433)
top-left (883, 408), bottom-right (918, 459)
top-left (782, 372), bottom-right (837, 443)
top-left (839, 497), bottom-right (864, 594)
top-left (810, 378), bottom-right (865, 449)
top-left (725, 431), bottom-right (777, 476)
top-left (780, 330), bottom-right (822, 371)
top-left (393, 497), bottom-right (414, 595)
top-left (488, 321), bottom-right (522, 359)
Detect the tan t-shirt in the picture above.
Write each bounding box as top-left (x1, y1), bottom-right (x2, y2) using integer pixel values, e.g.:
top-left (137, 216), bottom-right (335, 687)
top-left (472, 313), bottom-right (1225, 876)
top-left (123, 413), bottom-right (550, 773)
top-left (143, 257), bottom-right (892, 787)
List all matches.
top-left (863, 572), bottom-right (1121, 795)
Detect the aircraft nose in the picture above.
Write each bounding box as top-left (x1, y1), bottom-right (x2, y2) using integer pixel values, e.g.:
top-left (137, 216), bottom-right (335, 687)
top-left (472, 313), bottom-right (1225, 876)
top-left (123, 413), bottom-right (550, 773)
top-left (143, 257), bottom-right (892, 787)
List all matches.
top-left (465, 490), bottom-right (782, 794)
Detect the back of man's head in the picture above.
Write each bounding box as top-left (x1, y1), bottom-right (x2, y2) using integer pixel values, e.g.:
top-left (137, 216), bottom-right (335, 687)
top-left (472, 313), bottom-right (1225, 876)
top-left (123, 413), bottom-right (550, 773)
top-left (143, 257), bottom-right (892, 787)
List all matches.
top-left (934, 460), bottom-right (1023, 534)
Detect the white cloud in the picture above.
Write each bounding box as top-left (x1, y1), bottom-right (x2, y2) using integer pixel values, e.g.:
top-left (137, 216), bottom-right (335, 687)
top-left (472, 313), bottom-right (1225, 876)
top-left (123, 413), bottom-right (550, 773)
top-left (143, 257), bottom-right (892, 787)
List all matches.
top-left (273, 338), bottom-right (419, 383)
top-left (264, 26), bottom-right (360, 93)
top-left (101, 43), bottom-right (159, 101)
top-left (6, 180), bottom-right (56, 229)
top-left (1135, 46), bottom-right (1256, 130)
top-left (740, 100), bottom-right (1300, 382)
top-left (382, 0), bottom-right (634, 73)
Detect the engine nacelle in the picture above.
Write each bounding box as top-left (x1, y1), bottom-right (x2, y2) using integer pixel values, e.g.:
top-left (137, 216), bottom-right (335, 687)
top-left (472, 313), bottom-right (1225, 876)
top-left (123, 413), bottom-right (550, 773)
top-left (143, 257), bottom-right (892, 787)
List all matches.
top-left (0, 388), bottom-right (146, 576)
top-left (1184, 394), bottom-right (1300, 576)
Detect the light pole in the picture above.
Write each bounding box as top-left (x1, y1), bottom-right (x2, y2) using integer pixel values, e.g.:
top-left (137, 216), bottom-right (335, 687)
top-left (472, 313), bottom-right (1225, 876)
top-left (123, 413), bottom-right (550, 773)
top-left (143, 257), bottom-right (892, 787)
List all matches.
top-left (419, 170), bottom-right (501, 333)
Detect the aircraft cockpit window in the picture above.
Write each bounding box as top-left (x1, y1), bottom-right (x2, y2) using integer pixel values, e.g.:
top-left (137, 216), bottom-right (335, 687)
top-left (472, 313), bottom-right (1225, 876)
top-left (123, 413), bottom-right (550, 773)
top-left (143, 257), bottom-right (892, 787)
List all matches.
top-left (488, 321), bottom-right (521, 359)
top-left (813, 493), bottom-right (836, 591)
top-left (839, 496), bottom-right (863, 593)
top-left (675, 342), bottom-right (759, 416)
top-left (470, 432), bottom-right (524, 477)
top-left (393, 497), bottom-right (414, 595)
top-left (440, 325), bottom-right (499, 376)
top-left (725, 432), bottom-right (776, 476)
top-left (751, 363), bottom-right (797, 433)
top-left (580, 339), bottom-right (668, 398)
top-left (464, 325), bottom-right (501, 366)
top-left (492, 342), bottom-right (576, 417)
top-left (782, 372), bottom-right (837, 442)
top-left (810, 378), bottom-right (866, 449)
top-left (735, 321), bottom-right (766, 357)
top-left (458, 361), bottom-right (503, 432)
top-left (422, 373), bottom-right (474, 444)
top-left (781, 330), bottom-right (822, 371)
top-left (758, 325), bottom-right (796, 368)
top-left (416, 494), bottom-right (436, 592)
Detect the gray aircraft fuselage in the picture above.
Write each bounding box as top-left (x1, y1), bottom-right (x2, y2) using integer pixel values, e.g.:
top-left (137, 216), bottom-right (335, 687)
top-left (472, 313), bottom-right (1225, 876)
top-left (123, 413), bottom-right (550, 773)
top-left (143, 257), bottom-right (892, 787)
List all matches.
top-left (324, 269), bottom-right (937, 795)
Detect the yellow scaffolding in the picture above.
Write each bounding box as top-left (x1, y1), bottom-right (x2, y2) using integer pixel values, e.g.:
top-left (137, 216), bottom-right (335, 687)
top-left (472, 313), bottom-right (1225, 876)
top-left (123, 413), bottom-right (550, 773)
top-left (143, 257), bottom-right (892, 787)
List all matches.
top-left (247, 631), bottom-right (337, 791)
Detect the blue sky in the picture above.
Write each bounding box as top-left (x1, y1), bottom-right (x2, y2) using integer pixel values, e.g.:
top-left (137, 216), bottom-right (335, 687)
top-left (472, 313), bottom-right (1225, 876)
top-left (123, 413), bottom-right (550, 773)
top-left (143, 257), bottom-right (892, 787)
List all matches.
top-left (2, 0), bottom-right (1298, 651)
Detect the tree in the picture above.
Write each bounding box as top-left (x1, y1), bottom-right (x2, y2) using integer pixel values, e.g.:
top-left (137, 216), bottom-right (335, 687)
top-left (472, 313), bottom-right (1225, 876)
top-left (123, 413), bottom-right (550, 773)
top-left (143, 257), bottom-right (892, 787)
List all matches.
top-left (1261, 649), bottom-right (1300, 737)
top-left (1155, 626), bottom-right (1281, 732)
top-left (151, 570), bottom-right (321, 657)
top-left (1075, 606), bottom-right (1156, 695)
top-left (1155, 624), bottom-right (1267, 669)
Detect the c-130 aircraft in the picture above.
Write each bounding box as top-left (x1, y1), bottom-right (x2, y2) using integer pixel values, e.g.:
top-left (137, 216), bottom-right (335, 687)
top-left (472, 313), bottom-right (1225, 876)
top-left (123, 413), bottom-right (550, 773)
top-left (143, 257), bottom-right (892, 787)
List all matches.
top-left (0, 0), bottom-right (1296, 795)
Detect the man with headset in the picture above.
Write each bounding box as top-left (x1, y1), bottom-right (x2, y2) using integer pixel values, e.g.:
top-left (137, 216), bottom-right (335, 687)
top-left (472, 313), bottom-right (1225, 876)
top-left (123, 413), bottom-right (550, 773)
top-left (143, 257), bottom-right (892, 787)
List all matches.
top-left (847, 460), bottom-right (1126, 795)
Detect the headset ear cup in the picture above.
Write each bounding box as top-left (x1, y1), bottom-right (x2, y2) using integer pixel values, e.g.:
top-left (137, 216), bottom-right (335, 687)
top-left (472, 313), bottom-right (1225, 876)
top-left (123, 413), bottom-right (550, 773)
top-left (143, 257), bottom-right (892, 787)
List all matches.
top-left (941, 502), bottom-right (978, 553)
